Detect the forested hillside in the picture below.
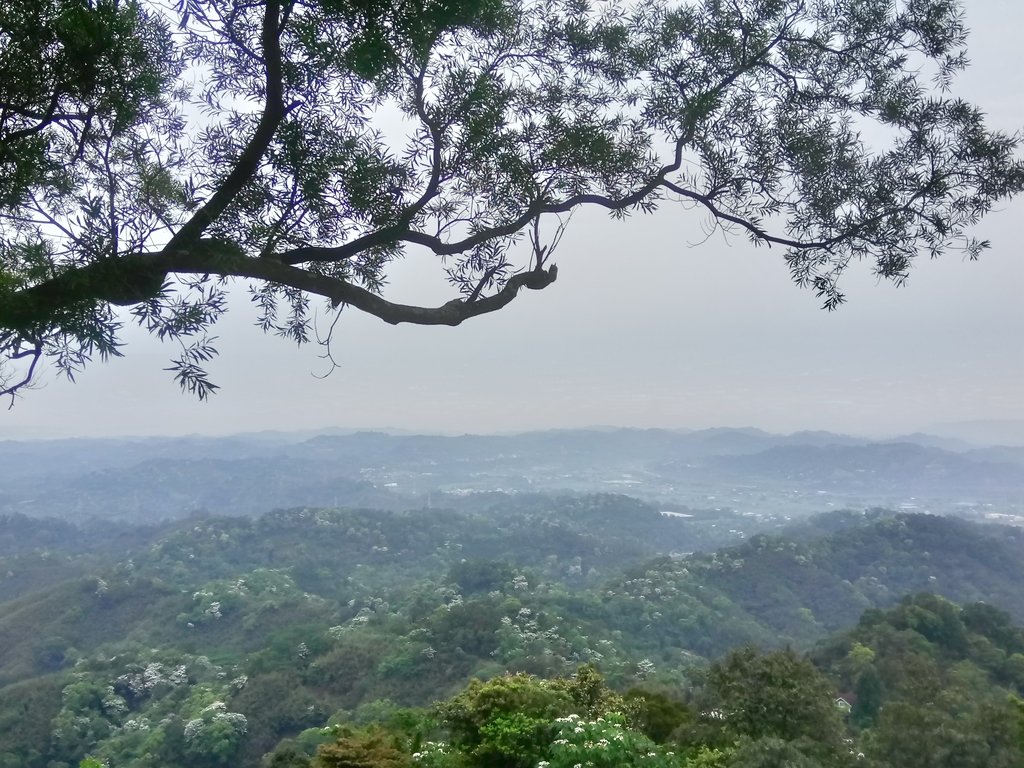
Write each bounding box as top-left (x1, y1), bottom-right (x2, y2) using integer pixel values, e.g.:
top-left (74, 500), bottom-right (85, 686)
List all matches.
top-left (2, 499), bottom-right (1024, 767)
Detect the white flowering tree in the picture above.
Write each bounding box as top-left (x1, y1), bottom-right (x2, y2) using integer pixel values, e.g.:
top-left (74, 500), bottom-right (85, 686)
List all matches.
top-left (544, 713), bottom-right (679, 768)
top-left (183, 702), bottom-right (249, 766)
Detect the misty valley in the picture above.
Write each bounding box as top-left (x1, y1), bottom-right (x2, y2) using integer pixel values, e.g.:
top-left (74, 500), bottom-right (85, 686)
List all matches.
top-left (2, 428), bottom-right (1024, 767)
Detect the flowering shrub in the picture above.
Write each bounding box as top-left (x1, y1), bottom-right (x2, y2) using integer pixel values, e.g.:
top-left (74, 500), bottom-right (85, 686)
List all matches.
top-left (183, 702), bottom-right (248, 765)
top-left (412, 740), bottom-right (456, 768)
top-left (544, 713), bottom-right (680, 768)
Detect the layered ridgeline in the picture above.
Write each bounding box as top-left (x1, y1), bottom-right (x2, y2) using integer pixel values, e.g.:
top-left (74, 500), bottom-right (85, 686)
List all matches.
top-left (2, 428), bottom-right (1022, 522)
top-left (3, 502), bottom-right (1024, 766)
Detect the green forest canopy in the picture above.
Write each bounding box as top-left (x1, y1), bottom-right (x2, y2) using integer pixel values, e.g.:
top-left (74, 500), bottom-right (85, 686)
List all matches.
top-left (2, 0), bottom-right (1022, 398)
top-left (5, 501), bottom-right (1024, 766)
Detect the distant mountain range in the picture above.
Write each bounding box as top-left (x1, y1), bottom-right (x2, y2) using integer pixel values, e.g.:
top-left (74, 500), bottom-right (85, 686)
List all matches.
top-left (923, 419), bottom-right (1024, 447)
top-left (1, 427), bottom-right (1021, 521)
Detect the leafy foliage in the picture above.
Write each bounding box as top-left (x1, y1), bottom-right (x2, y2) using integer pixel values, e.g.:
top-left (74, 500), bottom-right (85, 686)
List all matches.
top-left (699, 646), bottom-right (846, 763)
top-left (5, 503), bottom-right (1024, 766)
top-left (2, 0), bottom-right (1022, 397)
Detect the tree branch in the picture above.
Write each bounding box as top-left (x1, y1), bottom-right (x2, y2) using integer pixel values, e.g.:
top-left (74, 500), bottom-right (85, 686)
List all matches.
top-left (164, 0), bottom-right (287, 251)
top-left (0, 337), bottom-right (42, 404)
top-left (0, 241), bottom-right (559, 333)
top-left (278, 28), bottom-right (796, 271)
top-left (280, 134), bottom-right (693, 265)
top-left (178, 249), bottom-right (559, 326)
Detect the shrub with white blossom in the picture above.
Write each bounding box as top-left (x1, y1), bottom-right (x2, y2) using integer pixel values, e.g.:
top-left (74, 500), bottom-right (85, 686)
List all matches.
top-left (544, 713), bottom-right (680, 768)
top-left (183, 702), bottom-right (249, 765)
top-left (412, 740), bottom-right (455, 768)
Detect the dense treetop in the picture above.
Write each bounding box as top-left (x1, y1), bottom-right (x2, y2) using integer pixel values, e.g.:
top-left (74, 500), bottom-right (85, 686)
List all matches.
top-left (1, 0), bottom-right (1022, 397)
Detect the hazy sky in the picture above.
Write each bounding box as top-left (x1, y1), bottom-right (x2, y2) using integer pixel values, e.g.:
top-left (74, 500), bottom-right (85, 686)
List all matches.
top-left (4, 1), bottom-right (1022, 440)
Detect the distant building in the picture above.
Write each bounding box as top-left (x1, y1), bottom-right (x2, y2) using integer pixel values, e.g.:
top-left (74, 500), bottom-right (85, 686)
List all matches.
top-left (834, 693), bottom-right (857, 713)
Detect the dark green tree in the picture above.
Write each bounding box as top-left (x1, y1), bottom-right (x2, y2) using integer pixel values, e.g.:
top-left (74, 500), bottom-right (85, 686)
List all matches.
top-left (623, 688), bottom-right (693, 743)
top-left (448, 559), bottom-right (514, 596)
top-left (313, 729), bottom-right (412, 768)
top-left (437, 673), bottom-right (573, 768)
top-left (724, 737), bottom-right (830, 768)
top-left (550, 663), bottom-right (625, 718)
top-left (852, 666), bottom-right (884, 727)
top-left (866, 696), bottom-right (1023, 768)
top-left (702, 647), bottom-right (845, 757)
top-left (31, 635), bottom-right (69, 672)
top-left (263, 740), bottom-right (314, 768)
top-left (2, 0), bottom-right (1022, 398)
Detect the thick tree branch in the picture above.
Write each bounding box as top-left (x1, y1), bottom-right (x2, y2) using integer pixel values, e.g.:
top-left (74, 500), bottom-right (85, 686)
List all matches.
top-left (396, 61), bottom-right (445, 227)
top-left (164, 0), bottom-right (287, 251)
top-left (0, 256), bottom-right (168, 333)
top-left (182, 249), bottom-right (558, 326)
top-left (0, 243), bottom-right (558, 332)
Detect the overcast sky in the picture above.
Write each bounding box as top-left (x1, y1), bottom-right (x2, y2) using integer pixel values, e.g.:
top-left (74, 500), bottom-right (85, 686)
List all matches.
top-left (3, 1), bottom-right (1022, 440)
